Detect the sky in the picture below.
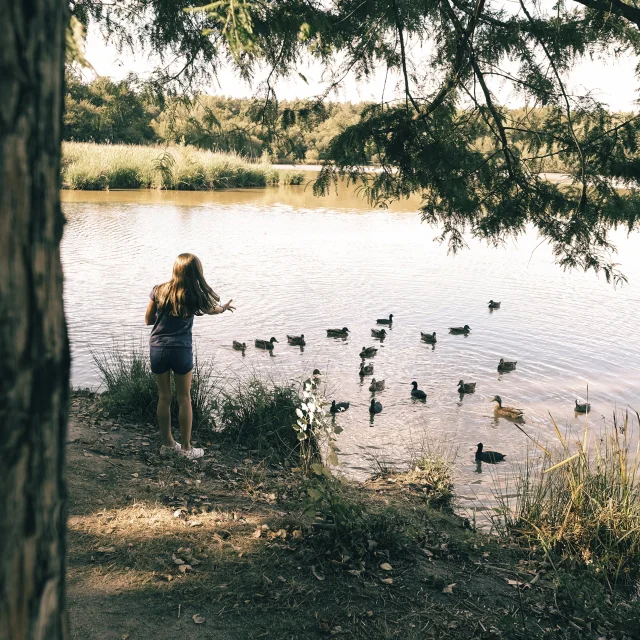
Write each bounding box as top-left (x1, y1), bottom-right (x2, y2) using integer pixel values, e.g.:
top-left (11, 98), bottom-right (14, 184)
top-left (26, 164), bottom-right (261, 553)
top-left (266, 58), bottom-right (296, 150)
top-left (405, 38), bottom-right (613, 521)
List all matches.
top-left (83, 12), bottom-right (640, 112)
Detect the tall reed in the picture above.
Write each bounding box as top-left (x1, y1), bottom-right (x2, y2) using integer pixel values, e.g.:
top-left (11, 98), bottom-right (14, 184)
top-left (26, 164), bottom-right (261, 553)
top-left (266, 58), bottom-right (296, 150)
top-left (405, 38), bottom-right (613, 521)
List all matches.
top-left (495, 411), bottom-right (640, 586)
top-left (62, 142), bottom-right (303, 190)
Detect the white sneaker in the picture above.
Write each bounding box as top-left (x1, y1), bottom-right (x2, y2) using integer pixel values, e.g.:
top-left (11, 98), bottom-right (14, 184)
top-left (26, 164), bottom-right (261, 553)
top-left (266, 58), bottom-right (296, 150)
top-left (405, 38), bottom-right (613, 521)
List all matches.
top-left (179, 447), bottom-right (204, 460)
top-left (160, 442), bottom-right (182, 457)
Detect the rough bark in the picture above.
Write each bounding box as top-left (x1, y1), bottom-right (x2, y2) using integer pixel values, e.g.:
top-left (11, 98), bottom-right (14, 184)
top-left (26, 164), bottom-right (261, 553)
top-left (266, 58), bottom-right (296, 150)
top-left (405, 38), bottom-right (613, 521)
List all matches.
top-left (0, 1), bottom-right (70, 639)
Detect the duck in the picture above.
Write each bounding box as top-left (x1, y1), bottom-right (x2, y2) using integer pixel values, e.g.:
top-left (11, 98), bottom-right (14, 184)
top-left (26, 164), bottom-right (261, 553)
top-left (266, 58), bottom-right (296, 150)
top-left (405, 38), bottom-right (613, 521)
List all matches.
top-left (232, 341), bottom-right (247, 351)
top-left (255, 337), bottom-right (278, 350)
top-left (492, 395), bottom-right (524, 420)
top-left (421, 331), bottom-right (437, 344)
top-left (411, 381), bottom-right (427, 400)
top-left (369, 398), bottom-right (383, 414)
top-left (330, 400), bottom-right (350, 413)
top-left (575, 399), bottom-right (591, 414)
top-left (313, 368), bottom-right (322, 377)
top-left (488, 300), bottom-right (501, 309)
top-left (376, 314), bottom-right (394, 325)
top-left (475, 443), bottom-right (506, 463)
top-left (369, 378), bottom-right (385, 392)
top-left (359, 362), bottom-right (374, 376)
top-left (287, 334), bottom-right (306, 346)
top-left (498, 358), bottom-right (517, 372)
top-left (371, 328), bottom-right (387, 339)
top-left (360, 346), bottom-right (378, 358)
top-left (458, 380), bottom-right (476, 394)
top-left (327, 327), bottom-right (350, 338)
top-left (449, 325), bottom-right (471, 335)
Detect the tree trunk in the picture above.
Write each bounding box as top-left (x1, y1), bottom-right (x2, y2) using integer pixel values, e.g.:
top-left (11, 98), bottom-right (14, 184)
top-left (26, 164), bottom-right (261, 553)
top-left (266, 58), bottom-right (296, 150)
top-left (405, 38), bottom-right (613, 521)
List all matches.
top-left (0, 1), bottom-right (70, 639)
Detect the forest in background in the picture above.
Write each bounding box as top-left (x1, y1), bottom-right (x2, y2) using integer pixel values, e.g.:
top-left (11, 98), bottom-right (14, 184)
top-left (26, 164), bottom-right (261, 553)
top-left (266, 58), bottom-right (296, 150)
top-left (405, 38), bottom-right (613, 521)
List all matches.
top-left (66, 73), bottom-right (619, 171)
top-left (64, 73), bottom-right (365, 163)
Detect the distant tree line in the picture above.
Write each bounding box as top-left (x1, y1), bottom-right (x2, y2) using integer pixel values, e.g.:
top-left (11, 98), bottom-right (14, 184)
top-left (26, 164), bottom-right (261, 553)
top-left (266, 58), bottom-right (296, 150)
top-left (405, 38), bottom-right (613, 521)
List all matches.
top-left (64, 73), bottom-right (366, 162)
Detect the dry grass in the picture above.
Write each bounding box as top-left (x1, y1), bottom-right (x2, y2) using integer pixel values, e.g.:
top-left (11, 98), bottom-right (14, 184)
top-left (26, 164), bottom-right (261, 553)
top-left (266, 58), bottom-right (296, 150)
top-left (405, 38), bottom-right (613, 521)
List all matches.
top-left (62, 141), bottom-right (303, 190)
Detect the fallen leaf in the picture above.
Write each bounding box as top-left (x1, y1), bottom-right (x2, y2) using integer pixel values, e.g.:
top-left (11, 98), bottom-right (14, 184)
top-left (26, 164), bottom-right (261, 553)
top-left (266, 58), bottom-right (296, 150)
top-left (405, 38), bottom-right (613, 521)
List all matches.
top-left (172, 554), bottom-right (185, 565)
top-left (311, 566), bottom-right (325, 581)
top-left (173, 509), bottom-right (184, 518)
top-left (252, 528), bottom-right (262, 539)
top-left (192, 614), bottom-right (205, 624)
top-left (131, 473), bottom-right (138, 478)
top-left (97, 547), bottom-right (116, 553)
top-left (188, 521), bottom-right (202, 527)
top-left (381, 577), bottom-right (393, 585)
top-left (442, 583), bottom-right (456, 594)
top-left (178, 564), bottom-right (192, 573)
top-left (379, 562), bottom-right (393, 571)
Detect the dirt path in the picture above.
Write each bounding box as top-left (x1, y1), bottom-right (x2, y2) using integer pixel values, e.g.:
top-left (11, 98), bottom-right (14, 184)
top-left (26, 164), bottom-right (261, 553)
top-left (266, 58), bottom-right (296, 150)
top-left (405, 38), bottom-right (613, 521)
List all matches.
top-left (66, 393), bottom-right (639, 640)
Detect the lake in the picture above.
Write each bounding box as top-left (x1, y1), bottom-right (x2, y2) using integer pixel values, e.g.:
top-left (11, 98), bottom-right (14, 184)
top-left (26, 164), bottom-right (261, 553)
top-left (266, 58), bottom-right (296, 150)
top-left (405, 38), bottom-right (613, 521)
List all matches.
top-left (61, 184), bottom-right (640, 523)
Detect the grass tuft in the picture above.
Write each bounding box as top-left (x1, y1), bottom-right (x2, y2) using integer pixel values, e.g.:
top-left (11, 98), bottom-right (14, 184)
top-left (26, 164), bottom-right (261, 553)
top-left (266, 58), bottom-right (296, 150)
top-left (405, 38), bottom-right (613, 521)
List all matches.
top-left (496, 410), bottom-right (640, 586)
top-left (62, 142), bottom-right (303, 190)
top-left (91, 341), bottom-right (217, 430)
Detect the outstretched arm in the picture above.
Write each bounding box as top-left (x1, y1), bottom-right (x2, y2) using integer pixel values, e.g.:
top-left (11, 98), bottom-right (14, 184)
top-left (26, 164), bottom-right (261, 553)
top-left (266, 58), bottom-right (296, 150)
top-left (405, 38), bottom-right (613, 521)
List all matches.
top-left (206, 299), bottom-right (236, 315)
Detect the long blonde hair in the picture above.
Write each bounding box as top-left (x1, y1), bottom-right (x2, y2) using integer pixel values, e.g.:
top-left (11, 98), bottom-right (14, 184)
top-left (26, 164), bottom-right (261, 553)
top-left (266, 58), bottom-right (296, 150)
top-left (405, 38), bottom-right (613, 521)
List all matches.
top-left (155, 253), bottom-right (219, 317)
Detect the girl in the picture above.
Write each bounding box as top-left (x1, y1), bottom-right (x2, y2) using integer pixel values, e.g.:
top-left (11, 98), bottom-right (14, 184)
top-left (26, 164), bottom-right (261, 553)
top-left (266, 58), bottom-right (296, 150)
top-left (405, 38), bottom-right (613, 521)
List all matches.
top-left (145, 253), bottom-right (235, 459)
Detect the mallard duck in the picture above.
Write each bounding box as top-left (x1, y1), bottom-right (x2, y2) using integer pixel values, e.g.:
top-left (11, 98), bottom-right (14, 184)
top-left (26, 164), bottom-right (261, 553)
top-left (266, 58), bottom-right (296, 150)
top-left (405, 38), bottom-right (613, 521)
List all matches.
top-left (369, 378), bottom-right (385, 392)
top-left (575, 399), bottom-right (591, 413)
top-left (287, 334), bottom-right (306, 346)
top-left (492, 395), bottom-right (524, 420)
top-left (458, 379), bottom-right (476, 394)
top-left (255, 337), bottom-right (278, 350)
top-left (313, 368), bottom-right (322, 377)
top-left (371, 328), bottom-right (387, 339)
top-left (421, 331), bottom-right (437, 344)
top-left (376, 314), bottom-right (394, 325)
top-left (449, 325), bottom-right (471, 335)
top-left (498, 358), bottom-right (517, 372)
top-left (327, 327), bottom-right (350, 338)
top-left (411, 381), bottom-right (427, 400)
top-left (232, 341), bottom-right (247, 351)
top-left (359, 362), bottom-right (374, 376)
top-left (330, 400), bottom-right (350, 413)
top-left (488, 300), bottom-right (501, 309)
top-left (360, 346), bottom-right (378, 358)
top-left (475, 443), bottom-right (506, 463)
top-left (369, 398), bottom-right (383, 414)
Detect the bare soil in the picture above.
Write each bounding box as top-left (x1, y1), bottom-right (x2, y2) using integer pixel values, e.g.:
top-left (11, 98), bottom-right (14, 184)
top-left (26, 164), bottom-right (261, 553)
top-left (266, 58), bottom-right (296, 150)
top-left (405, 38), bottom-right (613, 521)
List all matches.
top-left (66, 392), bottom-right (640, 639)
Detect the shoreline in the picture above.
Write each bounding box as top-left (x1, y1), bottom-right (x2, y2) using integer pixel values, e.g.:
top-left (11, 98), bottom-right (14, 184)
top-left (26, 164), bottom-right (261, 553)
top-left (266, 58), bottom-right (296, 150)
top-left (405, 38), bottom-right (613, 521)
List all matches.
top-left (66, 389), bottom-right (640, 639)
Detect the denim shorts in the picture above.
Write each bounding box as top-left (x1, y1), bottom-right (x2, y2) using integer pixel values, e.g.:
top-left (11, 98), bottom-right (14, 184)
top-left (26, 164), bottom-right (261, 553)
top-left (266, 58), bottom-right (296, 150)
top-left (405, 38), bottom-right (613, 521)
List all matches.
top-left (149, 347), bottom-right (193, 375)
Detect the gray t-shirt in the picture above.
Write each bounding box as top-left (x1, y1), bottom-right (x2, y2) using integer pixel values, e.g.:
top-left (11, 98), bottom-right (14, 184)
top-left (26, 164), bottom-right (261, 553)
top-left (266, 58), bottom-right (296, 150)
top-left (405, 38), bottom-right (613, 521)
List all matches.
top-left (149, 286), bottom-right (193, 349)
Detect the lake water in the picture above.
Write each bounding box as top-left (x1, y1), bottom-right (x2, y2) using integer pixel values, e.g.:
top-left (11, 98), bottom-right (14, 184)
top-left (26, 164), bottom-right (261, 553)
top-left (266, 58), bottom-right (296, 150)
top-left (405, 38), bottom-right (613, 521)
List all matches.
top-left (61, 184), bottom-right (640, 523)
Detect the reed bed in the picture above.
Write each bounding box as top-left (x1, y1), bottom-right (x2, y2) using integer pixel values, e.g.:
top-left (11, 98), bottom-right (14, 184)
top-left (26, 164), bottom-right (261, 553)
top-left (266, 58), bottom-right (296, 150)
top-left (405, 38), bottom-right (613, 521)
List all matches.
top-left (62, 142), bottom-right (303, 190)
top-left (495, 411), bottom-right (640, 586)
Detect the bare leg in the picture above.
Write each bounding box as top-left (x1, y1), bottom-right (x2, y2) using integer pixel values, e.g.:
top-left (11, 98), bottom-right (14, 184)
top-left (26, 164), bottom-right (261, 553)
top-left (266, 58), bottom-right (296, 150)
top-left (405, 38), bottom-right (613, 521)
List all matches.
top-left (155, 371), bottom-right (175, 447)
top-left (174, 370), bottom-right (193, 451)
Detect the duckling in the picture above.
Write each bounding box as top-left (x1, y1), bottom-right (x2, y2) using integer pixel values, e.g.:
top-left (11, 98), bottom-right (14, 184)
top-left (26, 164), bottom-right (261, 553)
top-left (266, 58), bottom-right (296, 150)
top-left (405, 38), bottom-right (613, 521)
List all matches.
top-left (327, 327), bottom-right (349, 338)
top-left (287, 334), bottom-right (306, 346)
top-left (421, 331), bottom-right (437, 344)
top-left (475, 443), bottom-right (506, 463)
top-left (369, 398), bottom-right (383, 414)
top-left (498, 358), bottom-right (517, 372)
top-left (575, 399), bottom-right (591, 414)
top-left (488, 300), bottom-right (501, 309)
top-left (449, 325), bottom-right (471, 335)
top-left (376, 314), bottom-right (394, 325)
top-left (255, 337), bottom-right (278, 350)
top-left (458, 380), bottom-right (476, 394)
top-left (369, 378), bottom-right (385, 392)
top-left (492, 395), bottom-right (524, 420)
top-left (411, 381), bottom-right (427, 400)
top-left (232, 341), bottom-right (247, 351)
top-left (330, 400), bottom-right (350, 414)
top-left (371, 328), bottom-right (387, 339)
top-left (360, 346), bottom-right (378, 358)
top-left (359, 362), bottom-right (374, 376)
